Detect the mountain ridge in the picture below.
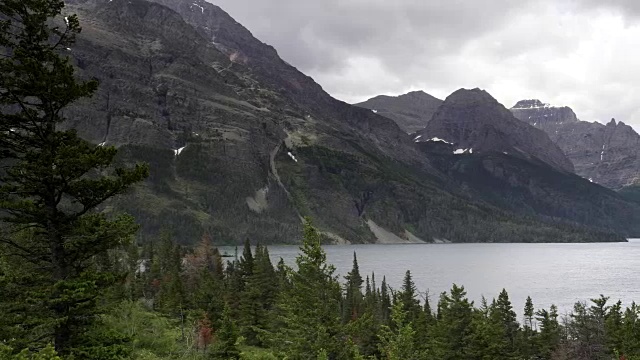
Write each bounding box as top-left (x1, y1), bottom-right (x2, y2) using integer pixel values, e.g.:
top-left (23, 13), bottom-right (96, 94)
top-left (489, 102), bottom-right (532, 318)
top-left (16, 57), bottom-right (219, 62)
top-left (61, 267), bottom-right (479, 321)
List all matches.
top-left (416, 88), bottom-right (575, 173)
top-left (510, 100), bottom-right (640, 189)
top-left (354, 91), bottom-right (443, 133)
top-left (56, 0), bottom-right (640, 243)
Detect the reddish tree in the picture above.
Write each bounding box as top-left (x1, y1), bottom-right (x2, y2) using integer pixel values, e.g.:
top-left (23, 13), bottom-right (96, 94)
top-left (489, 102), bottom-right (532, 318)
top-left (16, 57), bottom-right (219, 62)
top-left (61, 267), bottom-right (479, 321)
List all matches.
top-left (197, 313), bottom-right (214, 350)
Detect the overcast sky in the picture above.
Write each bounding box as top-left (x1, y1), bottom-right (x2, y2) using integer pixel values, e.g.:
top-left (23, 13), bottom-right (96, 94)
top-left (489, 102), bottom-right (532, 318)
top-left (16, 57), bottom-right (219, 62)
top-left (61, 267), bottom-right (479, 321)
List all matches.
top-left (210, 0), bottom-right (640, 129)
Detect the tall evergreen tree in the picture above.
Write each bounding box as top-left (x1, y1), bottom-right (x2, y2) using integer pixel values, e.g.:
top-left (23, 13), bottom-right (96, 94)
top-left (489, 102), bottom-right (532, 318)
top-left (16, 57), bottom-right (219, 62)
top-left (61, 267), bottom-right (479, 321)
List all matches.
top-left (536, 305), bottom-right (561, 359)
top-left (343, 252), bottom-right (364, 322)
top-left (208, 304), bottom-right (240, 360)
top-left (239, 238), bottom-right (254, 280)
top-left (239, 243), bottom-right (278, 346)
top-left (155, 234), bottom-right (185, 314)
top-left (0, 0), bottom-right (147, 354)
top-left (431, 284), bottom-right (474, 360)
top-left (268, 218), bottom-right (344, 359)
top-left (377, 302), bottom-right (419, 360)
top-left (380, 276), bottom-right (392, 324)
top-left (398, 270), bottom-right (421, 324)
top-left (467, 298), bottom-right (509, 360)
top-left (566, 298), bottom-right (609, 360)
top-left (621, 302), bottom-right (640, 357)
top-left (605, 300), bottom-right (624, 357)
top-left (495, 288), bottom-right (520, 356)
top-left (521, 295), bottom-right (536, 358)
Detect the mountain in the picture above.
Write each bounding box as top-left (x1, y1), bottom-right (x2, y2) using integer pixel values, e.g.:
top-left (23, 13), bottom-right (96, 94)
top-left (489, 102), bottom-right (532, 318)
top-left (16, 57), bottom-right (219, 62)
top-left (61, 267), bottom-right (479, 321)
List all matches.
top-left (57, 0), bottom-right (640, 243)
top-left (354, 91), bottom-right (443, 133)
top-left (417, 141), bottom-right (640, 237)
top-left (511, 99), bottom-right (579, 126)
top-left (511, 100), bottom-right (640, 189)
top-left (415, 89), bottom-right (574, 172)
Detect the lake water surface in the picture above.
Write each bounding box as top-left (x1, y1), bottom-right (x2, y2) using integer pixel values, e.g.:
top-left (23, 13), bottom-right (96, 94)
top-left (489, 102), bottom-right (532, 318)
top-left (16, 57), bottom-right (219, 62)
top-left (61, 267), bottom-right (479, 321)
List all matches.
top-left (266, 240), bottom-right (640, 318)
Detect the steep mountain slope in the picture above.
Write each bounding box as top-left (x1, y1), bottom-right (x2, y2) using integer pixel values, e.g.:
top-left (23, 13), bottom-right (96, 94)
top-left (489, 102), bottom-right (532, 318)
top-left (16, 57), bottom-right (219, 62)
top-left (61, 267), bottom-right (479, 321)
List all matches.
top-left (418, 141), bottom-right (640, 236)
top-left (511, 100), bottom-right (640, 189)
top-left (354, 91), bottom-right (443, 133)
top-left (56, 0), bottom-right (638, 243)
top-left (416, 89), bottom-right (574, 172)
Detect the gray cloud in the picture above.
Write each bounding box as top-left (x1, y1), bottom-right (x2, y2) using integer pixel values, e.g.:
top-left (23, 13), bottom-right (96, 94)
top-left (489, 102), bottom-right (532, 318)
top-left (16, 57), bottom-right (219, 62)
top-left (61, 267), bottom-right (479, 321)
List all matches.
top-left (209, 0), bottom-right (640, 129)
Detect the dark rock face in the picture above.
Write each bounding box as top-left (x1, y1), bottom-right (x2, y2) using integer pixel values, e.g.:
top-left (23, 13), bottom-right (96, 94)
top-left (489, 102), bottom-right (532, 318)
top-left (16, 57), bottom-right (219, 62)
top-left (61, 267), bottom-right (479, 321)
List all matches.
top-left (511, 100), bottom-right (640, 189)
top-left (60, 0), bottom-right (460, 244)
top-left (416, 89), bottom-right (574, 173)
top-left (64, 0), bottom-right (304, 243)
top-left (55, 0), bottom-right (640, 243)
top-left (354, 91), bottom-right (443, 134)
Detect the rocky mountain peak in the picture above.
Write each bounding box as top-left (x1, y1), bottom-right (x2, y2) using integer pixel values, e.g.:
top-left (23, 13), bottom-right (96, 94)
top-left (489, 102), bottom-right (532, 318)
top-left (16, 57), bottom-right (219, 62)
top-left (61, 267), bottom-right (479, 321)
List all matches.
top-left (445, 88), bottom-right (496, 105)
top-left (510, 99), bottom-right (579, 127)
top-left (511, 98), bottom-right (640, 189)
top-left (354, 90), bottom-right (443, 134)
top-left (417, 88), bottom-right (574, 172)
top-left (513, 99), bottom-right (548, 109)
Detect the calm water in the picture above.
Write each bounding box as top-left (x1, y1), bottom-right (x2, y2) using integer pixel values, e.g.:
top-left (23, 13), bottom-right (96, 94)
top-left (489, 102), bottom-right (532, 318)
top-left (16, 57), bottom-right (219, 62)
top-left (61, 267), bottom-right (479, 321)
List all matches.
top-left (265, 240), bottom-right (640, 318)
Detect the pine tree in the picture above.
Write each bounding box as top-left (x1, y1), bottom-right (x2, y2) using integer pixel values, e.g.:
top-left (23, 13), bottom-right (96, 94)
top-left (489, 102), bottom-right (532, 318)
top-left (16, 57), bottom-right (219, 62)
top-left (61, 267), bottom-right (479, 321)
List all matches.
top-left (431, 284), bottom-right (474, 360)
top-left (239, 243), bottom-right (278, 346)
top-left (0, 0), bottom-right (147, 354)
top-left (354, 272), bottom-right (382, 357)
top-left (495, 288), bottom-right (520, 356)
top-left (275, 257), bottom-right (290, 291)
top-left (467, 298), bottom-right (509, 360)
top-left (239, 238), bottom-right (254, 280)
top-left (155, 235), bottom-right (185, 314)
top-left (536, 305), bottom-right (561, 359)
top-left (377, 302), bottom-right (419, 360)
top-left (380, 276), bottom-right (392, 324)
top-left (398, 270), bottom-right (421, 324)
top-left (521, 296), bottom-right (536, 358)
top-left (621, 302), bottom-right (640, 357)
top-left (268, 218), bottom-right (344, 359)
top-left (606, 300), bottom-right (624, 357)
top-left (524, 296), bottom-right (535, 331)
top-left (343, 252), bottom-right (364, 322)
top-left (566, 297), bottom-right (608, 359)
top-left (208, 304), bottom-right (240, 360)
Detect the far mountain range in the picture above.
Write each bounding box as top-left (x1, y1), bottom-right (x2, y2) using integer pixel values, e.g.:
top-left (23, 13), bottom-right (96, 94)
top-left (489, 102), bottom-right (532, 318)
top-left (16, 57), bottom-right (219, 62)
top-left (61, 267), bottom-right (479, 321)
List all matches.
top-left (356, 93), bottom-right (640, 190)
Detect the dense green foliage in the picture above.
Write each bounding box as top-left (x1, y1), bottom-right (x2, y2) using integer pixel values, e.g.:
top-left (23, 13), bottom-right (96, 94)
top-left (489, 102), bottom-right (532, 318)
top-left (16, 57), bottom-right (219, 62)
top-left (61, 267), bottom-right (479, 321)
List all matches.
top-left (4, 214), bottom-right (640, 359)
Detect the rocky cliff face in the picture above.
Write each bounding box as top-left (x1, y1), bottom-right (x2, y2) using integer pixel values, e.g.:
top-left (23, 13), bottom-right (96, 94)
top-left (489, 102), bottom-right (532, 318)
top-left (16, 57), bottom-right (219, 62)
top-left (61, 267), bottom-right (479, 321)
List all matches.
top-left (354, 91), bottom-right (443, 134)
top-left (511, 100), bottom-right (578, 127)
top-left (54, 0), bottom-right (640, 243)
top-left (511, 100), bottom-right (640, 189)
top-left (416, 89), bottom-right (574, 173)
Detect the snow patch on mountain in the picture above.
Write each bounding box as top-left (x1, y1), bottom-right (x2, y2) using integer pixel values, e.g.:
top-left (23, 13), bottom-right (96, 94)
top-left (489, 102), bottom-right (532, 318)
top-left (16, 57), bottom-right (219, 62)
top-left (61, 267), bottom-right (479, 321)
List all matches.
top-left (453, 148), bottom-right (473, 155)
top-left (428, 137), bottom-right (452, 144)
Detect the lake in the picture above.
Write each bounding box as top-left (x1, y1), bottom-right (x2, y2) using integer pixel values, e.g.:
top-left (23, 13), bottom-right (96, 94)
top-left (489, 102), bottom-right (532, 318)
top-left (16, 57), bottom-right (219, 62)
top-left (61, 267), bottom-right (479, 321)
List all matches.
top-left (265, 240), bottom-right (640, 319)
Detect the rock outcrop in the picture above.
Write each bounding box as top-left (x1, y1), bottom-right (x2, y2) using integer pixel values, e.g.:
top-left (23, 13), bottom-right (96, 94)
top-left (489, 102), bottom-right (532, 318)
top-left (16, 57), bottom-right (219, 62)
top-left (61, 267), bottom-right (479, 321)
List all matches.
top-left (511, 100), bottom-right (640, 189)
